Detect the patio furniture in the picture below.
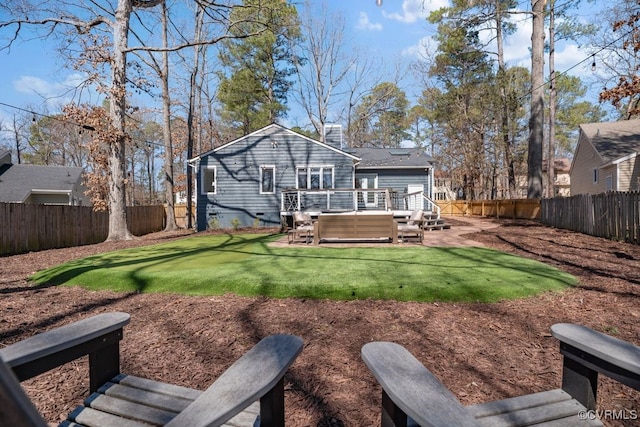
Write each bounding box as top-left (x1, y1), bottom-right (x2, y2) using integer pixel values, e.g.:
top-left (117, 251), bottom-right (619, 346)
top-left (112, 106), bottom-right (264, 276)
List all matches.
top-left (288, 211), bottom-right (314, 244)
top-left (362, 323), bottom-right (640, 427)
top-left (313, 212), bottom-right (398, 245)
top-left (397, 210), bottom-right (425, 243)
top-left (0, 312), bottom-right (303, 427)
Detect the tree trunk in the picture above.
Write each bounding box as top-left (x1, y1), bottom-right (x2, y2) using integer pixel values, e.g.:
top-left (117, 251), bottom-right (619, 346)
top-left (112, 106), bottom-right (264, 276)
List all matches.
top-left (547, 0), bottom-right (556, 199)
top-left (161, 1), bottom-right (178, 231)
top-left (106, 0), bottom-right (134, 241)
top-left (527, 0), bottom-right (545, 199)
top-left (186, 4), bottom-right (204, 230)
top-left (495, 1), bottom-right (516, 198)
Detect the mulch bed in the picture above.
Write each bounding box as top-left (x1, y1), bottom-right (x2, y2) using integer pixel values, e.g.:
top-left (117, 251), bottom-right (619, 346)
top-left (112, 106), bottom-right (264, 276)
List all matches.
top-left (1, 219), bottom-right (639, 426)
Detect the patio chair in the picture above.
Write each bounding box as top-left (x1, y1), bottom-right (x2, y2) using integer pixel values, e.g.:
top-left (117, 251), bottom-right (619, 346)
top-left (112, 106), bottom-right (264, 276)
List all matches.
top-left (397, 209), bottom-right (424, 243)
top-left (288, 211), bottom-right (314, 244)
top-left (362, 323), bottom-right (640, 427)
top-left (0, 311), bottom-right (303, 427)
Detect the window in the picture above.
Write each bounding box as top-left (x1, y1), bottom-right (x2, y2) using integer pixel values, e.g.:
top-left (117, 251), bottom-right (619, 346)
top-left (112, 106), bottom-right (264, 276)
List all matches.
top-left (297, 168), bottom-right (308, 189)
top-left (202, 165), bottom-right (216, 195)
top-left (323, 168), bottom-right (333, 189)
top-left (296, 166), bottom-right (334, 189)
top-left (593, 168), bottom-right (599, 183)
top-left (260, 165), bottom-right (275, 194)
top-left (310, 167), bottom-right (321, 189)
top-left (605, 175), bottom-right (613, 191)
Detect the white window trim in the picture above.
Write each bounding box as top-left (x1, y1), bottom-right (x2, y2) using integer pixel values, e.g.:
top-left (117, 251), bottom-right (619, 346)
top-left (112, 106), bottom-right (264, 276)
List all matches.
top-left (260, 165), bottom-right (276, 194)
top-left (296, 165), bottom-right (335, 189)
top-left (201, 165), bottom-right (217, 195)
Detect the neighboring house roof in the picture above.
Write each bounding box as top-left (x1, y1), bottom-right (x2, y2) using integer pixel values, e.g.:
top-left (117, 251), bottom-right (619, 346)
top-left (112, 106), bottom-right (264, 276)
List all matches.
top-left (579, 120), bottom-right (640, 165)
top-left (543, 158), bottom-right (571, 173)
top-left (192, 123), bottom-right (361, 161)
top-left (346, 147), bottom-right (434, 169)
top-left (0, 151), bottom-right (85, 203)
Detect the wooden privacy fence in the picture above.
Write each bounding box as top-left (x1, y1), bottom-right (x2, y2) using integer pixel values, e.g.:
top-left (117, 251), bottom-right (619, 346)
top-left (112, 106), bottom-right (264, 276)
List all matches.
top-left (542, 191), bottom-right (640, 244)
top-left (436, 199), bottom-right (541, 220)
top-left (0, 203), bottom-right (165, 256)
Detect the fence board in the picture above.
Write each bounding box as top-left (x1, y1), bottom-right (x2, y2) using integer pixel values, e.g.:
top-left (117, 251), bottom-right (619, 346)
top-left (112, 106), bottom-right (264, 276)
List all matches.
top-left (541, 191), bottom-right (640, 244)
top-left (436, 199), bottom-right (540, 220)
top-left (0, 203), bottom-right (165, 256)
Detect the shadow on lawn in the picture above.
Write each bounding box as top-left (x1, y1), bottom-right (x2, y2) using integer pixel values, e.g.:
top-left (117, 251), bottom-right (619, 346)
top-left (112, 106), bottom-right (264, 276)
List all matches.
top-left (31, 233), bottom-right (574, 301)
top-left (30, 233), bottom-right (279, 292)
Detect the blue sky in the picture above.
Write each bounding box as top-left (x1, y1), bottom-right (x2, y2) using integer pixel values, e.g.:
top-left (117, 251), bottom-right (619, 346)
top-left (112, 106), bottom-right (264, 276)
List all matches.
top-left (0, 0), bottom-right (607, 129)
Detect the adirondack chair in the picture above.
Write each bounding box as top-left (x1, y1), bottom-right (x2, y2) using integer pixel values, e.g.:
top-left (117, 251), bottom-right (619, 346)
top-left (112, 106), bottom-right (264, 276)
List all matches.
top-left (0, 312), bottom-right (303, 427)
top-left (362, 323), bottom-right (640, 427)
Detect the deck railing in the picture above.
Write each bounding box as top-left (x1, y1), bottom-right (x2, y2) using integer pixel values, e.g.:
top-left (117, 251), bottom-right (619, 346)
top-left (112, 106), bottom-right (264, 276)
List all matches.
top-left (280, 188), bottom-right (437, 215)
top-left (281, 188), bottom-right (398, 212)
top-left (402, 191), bottom-right (440, 219)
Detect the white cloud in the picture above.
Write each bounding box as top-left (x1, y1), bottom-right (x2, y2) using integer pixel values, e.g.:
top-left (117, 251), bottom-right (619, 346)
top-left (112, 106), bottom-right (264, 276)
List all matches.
top-left (383, 0), bottom-right (448, 23)
top-left (12, 73), bottom-right (94, 109)
top-left (403, 36), bottom-right (438, 60)
top-left (553, 43), bottom-right (592, 76)
top-left (356, 12), bottom-right (383, 31)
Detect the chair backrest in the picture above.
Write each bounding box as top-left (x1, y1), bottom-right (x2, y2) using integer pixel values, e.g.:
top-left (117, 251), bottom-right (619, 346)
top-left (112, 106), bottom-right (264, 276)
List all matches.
top-left (0, 357), bottom-right (48, 427)
top-left (407, 209), bottom-right (424, 225)
top-left (293, 211), bottom-right (312, 226)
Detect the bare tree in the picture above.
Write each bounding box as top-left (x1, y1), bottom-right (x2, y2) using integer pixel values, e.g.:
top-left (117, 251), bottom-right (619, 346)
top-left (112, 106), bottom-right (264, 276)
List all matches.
top-left (294, 1), bottom-right (352, 139)
top-left (0, 0), bottom-right (274, 239)
top-left (0, 0), bottom-right (164, 240)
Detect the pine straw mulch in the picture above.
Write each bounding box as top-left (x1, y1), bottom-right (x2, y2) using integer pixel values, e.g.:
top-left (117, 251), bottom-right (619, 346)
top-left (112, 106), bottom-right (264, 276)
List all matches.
top-left (0, 219), bottom-right (639, 427)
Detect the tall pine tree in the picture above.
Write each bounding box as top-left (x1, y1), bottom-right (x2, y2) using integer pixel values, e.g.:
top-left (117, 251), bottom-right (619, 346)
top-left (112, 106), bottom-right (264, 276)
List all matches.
top-left (216, 0), bottom-right (301, 135)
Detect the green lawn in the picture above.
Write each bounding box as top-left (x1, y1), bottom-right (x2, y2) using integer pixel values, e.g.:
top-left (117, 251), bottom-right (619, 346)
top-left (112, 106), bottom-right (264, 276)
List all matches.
top-left (31, 233), bottom-right (577, 302)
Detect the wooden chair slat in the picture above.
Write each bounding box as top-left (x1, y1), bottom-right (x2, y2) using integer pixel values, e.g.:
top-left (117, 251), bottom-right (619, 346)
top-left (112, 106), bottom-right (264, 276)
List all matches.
top-left (467, 389), bottom-right (571, 417)
top-left (98, 381), bottom-right (194, 413)
top-left (85, 393), bottom-right (177, 425)
top-left (113, 374), bottom-right (203, 400)
top-left (474, 399), bottom-right (596, 427)
top-left (69, 405), bottom-right (153, 427)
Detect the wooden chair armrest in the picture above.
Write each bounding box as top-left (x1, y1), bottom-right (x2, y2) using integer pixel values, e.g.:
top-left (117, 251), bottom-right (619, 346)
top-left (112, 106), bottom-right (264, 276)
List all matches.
top-left (361, 342), bottom-right (478, 427)
top-left (551, 323), bottom-right (640, 391)
top-left (0, 312), bottom-right (130, 388)
top-left (167, 334), bottom-right (303, 427)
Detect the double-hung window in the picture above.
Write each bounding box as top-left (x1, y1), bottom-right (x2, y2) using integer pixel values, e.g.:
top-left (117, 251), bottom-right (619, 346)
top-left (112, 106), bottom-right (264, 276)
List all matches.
top-left (296, 166), bottom-right (334, 189)
top-left (260, 165), bottom-right (276, 194)
top-left (202, 165), bottom-right (216, 195)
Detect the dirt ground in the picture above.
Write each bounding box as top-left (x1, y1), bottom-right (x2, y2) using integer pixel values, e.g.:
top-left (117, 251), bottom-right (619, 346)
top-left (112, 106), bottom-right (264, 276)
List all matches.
top-left (1, 218), bottom-right (639, 426)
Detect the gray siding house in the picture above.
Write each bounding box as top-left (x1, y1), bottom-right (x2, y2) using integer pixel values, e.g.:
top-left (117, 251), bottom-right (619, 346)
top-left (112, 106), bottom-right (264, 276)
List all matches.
top-left (0, 150), bottom-right (89, 205)
top-left (191, 124), bottom-right (434, 231)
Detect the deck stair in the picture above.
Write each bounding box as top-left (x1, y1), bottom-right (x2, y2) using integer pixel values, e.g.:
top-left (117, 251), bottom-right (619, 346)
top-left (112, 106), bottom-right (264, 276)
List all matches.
top-left (423, 213), bottom-right (451, 231)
